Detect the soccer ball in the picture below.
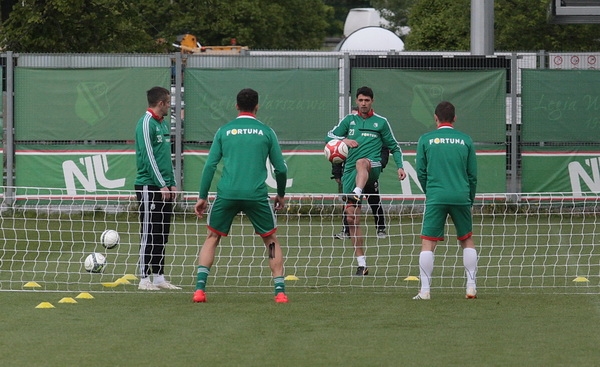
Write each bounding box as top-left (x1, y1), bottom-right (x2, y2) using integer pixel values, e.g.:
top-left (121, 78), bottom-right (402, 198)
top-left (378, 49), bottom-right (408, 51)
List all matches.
top-left (84, 253), bottom-right (106, 273)
top-left (100, 229), bottom-right (120, 249)
top-left (324, 139), bottom-right (349, 163)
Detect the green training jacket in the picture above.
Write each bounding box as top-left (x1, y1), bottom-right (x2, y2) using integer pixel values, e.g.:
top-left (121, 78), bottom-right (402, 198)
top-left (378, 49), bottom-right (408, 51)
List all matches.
top-left (199, 113), bottom-right (287, 200)
top-left (134, 110), bottom-right (176, 188)
top-left (416, 124), bottom-right (477, 205)
top-left (326, 111), bottom-right (404, 177)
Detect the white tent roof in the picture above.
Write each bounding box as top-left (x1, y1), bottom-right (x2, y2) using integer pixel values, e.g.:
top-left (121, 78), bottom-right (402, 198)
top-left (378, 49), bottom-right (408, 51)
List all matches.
top-left (337, 27), bottom-right (404, 52)
top-left (343, 8), bottom-right (389, 37)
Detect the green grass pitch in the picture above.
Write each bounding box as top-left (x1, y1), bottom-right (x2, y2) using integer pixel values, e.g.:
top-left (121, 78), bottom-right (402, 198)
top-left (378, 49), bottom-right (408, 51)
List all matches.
top-left (1, 209), bottom-right (599, 365)
top-left (1, 291), bottom-right (599, 366)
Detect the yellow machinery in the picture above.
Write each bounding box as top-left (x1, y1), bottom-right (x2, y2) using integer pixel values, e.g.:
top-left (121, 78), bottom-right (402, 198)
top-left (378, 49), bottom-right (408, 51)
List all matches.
top-left (174, 34), bottom-right (248, 54)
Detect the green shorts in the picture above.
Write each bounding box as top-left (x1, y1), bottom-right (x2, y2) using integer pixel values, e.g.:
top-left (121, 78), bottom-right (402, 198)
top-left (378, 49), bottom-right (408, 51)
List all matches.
top-left (342, 164), bottom-right (381, 194)
top-left (207, 197), bottom-right (277, 237)
top-left (421, 204), bottom-right (473, 241)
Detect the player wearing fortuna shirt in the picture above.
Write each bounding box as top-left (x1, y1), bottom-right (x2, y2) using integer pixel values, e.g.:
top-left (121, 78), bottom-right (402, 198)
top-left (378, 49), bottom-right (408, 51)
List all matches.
top-left (198, 122), bottom-right (287, 201)
top-left (413, 101), bottom-right (478, 300)
top-left (193, 88), bottom-right (289, 304)
top-left (326, 86), bottom-right (406, 276)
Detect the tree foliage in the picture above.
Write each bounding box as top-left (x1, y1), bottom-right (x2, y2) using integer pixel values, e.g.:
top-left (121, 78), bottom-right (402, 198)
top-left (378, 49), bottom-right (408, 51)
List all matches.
top-left (1, 0), bottom-right (161, 53)
top-left (371, 0), bottom-right (415, 33)
top-left (4, 0), bottom-right (600, 52)
top-left (1, 0), bottom-right (333, 52)
top-left (494, 0), bottom-right (600, 52)
top-left (402, 0), bottom-right (600, 51)
top-left (403, 0), bottom-right (470, 51)
top-left (143, 0), bottom-right (334, 50)
top-left (323, 0), bottom-right (371, 37)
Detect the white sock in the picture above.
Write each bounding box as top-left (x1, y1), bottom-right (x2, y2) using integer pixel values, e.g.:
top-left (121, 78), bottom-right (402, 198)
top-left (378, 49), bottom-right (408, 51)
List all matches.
top-left (153, 275), bottom-right (165, 284)
top-left (357, 255), bottom-right (366, 267)
top-left (419, 251), bottom-right (434, 293)
top-left (353, 187), bottom-right (362, 196)
top-left (463, 248), bottom-right (478, 288)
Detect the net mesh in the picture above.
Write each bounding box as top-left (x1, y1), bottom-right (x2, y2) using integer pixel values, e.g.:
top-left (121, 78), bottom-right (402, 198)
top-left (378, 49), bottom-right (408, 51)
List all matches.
top-left (1, 187), bottom-right (598, 294)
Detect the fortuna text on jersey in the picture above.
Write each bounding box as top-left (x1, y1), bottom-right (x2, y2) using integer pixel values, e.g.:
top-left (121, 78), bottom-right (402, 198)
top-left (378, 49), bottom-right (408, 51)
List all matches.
top-left (429, 137), bottom-right (466, 145)
top-left (226, 128), bottom-right (264, 136)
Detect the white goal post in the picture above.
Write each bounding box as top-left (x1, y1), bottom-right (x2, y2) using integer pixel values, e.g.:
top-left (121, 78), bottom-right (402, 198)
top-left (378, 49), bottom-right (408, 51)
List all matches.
top-left (1, 187), bottom-right (598, 294)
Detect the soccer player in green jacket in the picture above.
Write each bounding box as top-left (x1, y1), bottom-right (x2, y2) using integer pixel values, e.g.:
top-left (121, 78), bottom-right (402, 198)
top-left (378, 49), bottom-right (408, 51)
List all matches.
top-left (193, 88), bottom-right (289, 303)
top-left (326, 86), bottom-right (406, 276)
top-left (134, 86), bottom-right (180, 291)
top-left (413, 101), bottom-right (478, 300)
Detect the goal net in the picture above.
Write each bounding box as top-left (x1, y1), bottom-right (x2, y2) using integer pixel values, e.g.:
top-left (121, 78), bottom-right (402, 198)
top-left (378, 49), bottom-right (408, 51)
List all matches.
top-left (1, 187), bottom-right (598, 294)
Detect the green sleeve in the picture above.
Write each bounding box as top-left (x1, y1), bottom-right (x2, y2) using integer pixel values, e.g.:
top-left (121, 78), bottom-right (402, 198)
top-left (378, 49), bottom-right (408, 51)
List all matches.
top-left (390, 149), bottom-right (403, 170)
top-left (381, 121), bottom-right (403, 169)
top-left (268, 130), bottom-right (288, 197)
top-left (326, 115), bottom-right (350, 142)
top-left (198, 132), bottom-right (222, 199)
top-left (416, 137), bottom-right (427, 193)
top-left (467, 141), bottom-right (478, 203)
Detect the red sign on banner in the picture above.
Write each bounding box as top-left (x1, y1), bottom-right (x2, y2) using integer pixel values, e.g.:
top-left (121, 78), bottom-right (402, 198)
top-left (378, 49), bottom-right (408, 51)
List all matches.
top-left (550, 53), bottom-right (600, 69)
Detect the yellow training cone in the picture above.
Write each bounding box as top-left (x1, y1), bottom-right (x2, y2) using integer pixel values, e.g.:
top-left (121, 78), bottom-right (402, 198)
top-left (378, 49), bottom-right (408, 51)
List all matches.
top-left (75, 292), bottom-right (94, 299)
top-left (114, 278), bottom-right (131, 285)
top-left (58, 297), bottom-right (77, 304)
top-left (573, 276), bottom-right (589, 282)
top-left (121, 274), bottom-right (138, 281)
top-left (24, 281), bottom-right (41, 288)
top-left (404, 276), bottom-right (419, 281)
top-left (284, 275), bottom-right (299, 281)
top-left (35, 302), bottom-right (55, 309)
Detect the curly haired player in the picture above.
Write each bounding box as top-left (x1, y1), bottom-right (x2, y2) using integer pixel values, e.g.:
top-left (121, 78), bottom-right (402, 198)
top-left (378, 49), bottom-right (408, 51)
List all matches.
top-left (326, 86), bottom-right (406, 276)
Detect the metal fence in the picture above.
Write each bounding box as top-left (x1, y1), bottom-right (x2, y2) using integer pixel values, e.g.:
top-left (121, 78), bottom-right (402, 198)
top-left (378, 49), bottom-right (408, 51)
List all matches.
top-left (1, 50), bottom-right (600, 199)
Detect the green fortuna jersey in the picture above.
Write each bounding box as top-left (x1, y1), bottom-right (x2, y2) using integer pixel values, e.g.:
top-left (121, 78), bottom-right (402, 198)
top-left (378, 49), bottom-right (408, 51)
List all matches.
top-left (199, 114), bottom-right (287, 201)
top-left (416, 125), bottom-right (477, 205)
top-left (326, 111), bottom-right (404, 175)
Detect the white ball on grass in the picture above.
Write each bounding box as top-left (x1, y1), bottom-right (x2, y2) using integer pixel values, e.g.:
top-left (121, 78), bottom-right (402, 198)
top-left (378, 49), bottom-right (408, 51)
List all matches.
top-left (84, 253), bottom-right (106, 273)
top-left (100, 229), bottom-right (120, 249)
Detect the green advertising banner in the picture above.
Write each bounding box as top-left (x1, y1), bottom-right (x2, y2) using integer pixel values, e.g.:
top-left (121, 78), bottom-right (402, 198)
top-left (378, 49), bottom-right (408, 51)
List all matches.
top-left (522, 150), bottom-right (600, 194)
top-left (0, 67), bottom-right (2, 195)
top-left (14, 68), bottom-right (171, 141)
top-left (0, 65), bottom-right (3, 144)
top-left (11, 144), bottom-right (503, 196)
top-left (14, 145), bottom-right (136, 194)
top-left (183, 145), bottom-right (505, 194)
top-left (183, 69), bottom-right (339, 141)
top-left (522, 69), bottom-right (600, 143)
top-left (351, 69), bottom-right (507, 143)
top-left (0, 148), bottom-right (2, 195)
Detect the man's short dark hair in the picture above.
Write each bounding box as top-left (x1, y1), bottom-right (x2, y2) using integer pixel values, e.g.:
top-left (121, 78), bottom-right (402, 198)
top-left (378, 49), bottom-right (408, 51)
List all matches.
top-left (435, 101), bottom-right (455, 123)
top-left (147, 86), bottom-right (170, 107)
top-left (237, 88), bottom-right (259, 112)
top-left (356, 86), bottom-right (374, 99)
